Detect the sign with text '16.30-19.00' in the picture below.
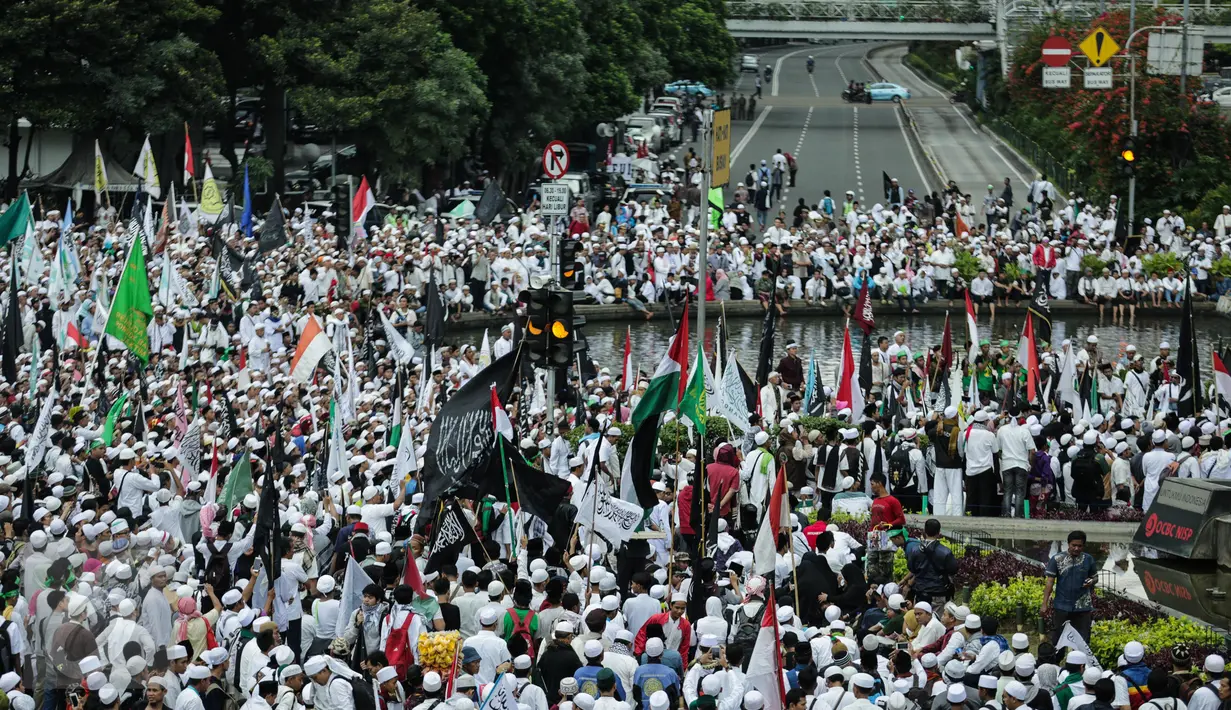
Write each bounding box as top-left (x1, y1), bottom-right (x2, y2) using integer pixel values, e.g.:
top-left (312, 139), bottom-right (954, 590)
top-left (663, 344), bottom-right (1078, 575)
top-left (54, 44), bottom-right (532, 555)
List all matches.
top-left (540, 182), bottom-right (571, 217)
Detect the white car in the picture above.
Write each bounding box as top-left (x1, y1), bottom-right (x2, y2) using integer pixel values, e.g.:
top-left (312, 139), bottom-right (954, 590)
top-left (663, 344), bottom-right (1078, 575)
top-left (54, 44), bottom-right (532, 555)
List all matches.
top-left (741, 55), bottom-right (758, 72)
top-left (1210, 87), bottom-right (1231, 107)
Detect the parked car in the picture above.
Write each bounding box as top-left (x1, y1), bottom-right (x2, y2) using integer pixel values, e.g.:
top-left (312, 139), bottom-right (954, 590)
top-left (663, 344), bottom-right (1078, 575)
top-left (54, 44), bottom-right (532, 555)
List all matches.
top-left (651, 97), bottom-right (683, 115)
top-left (663, 80), bottom-right (714, 97)
top-left (621, 115), bottom-right (666, 154)
top-left (648, 111), bottom-right (682, 145)
top-left (621, 183), bottom-right (675, 206)
top-left (867, 82), bottom-right (912, 101)
top-left (740, 55), bottom-right (759, 72)
top-left (1209, 86), bottom-right (1231, 107)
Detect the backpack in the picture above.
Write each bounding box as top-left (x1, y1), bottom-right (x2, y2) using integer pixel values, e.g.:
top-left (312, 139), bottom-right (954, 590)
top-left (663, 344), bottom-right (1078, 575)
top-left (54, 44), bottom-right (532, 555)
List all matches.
top-left (508, 608), bottom-right (537, 659)
top-left (0, 620), bottom-right (15, 675)
top-left (731, 606), bottom-right (759, 657)
top-left (385, 609), bottom-right (417, 681)
top-left (333, 675), bottom-right (377, 710)
top-left (206, 678), bottom-right (241, 710)
top-left (204, 541), bottom-right (234, 593)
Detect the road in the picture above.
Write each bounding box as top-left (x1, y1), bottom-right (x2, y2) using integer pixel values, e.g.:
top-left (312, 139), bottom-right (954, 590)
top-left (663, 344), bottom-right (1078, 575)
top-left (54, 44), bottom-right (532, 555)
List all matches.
top-left (671, 42), bottom-right (1040, 222)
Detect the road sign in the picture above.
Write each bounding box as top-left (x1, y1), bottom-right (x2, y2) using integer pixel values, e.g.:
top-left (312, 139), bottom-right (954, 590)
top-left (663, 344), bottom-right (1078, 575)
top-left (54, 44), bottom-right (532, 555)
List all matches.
top-left (1084, 66), bottom-right (1113, 89)
top-left (541, 182), bottom-right (571, 217)
top-left (1042, 66), bottom-right (1071, 88)
top-left (711, 108), bottom-right (731, 187)
top-left (1041, 36), bottom-right (1072, 68)
top-left (543, 141), bottom-right (570, 179)
top-left (1080, 27), bottom-right (1121, 67)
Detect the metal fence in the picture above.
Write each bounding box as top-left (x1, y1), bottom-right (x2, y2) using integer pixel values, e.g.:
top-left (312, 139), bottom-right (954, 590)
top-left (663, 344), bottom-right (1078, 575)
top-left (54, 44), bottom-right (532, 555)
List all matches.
top-left (985, 118), bottom-right (1090, 198)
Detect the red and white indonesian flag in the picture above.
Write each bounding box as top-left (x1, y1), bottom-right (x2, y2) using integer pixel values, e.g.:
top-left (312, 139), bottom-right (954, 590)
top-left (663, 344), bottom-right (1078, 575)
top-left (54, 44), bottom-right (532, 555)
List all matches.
top-left (491, 386), bottom-right (515, 442)
top-left (754, 465), bottom-right (788, 577)
top-left (352, 175), bottom-right (376, 230)
top-left (1215, 352), bottom-right (1231, 408)
top-left (622, 327), bottom-right (634, 393)
top-left (290, 316), bottom-right (330, 383)
top-left (745, 590), bottom-right (786, 710)
top-left (965, 290), bottom-right (979, 365)
top-left (835, 323), bottom-right (864, 422)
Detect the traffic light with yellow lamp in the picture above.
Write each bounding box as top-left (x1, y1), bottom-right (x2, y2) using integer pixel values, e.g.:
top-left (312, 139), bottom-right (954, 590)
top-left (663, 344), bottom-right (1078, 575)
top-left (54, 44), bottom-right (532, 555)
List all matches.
top-left (1118, 136), bottom-right (1137, 176)
top-left (547, 289), bottom-right (575, 367)
top-left (559, 239), bottom-right (581, 288)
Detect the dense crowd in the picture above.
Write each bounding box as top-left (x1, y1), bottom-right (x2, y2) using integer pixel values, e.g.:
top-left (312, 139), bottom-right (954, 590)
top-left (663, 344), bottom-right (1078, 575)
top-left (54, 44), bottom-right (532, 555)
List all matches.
top-left (0, 116), bottom-right (1224, 710)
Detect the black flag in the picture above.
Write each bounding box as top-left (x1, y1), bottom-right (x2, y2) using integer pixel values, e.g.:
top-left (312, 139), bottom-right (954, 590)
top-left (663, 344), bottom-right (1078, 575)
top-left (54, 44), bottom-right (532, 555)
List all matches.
top-left (474, 181), bottom-right (507, 226)
top-left (882, 171), bottom-right (894, 201)
top-left (1178, 276), bottom-right (1202, 417)
top-left (2, 252), bottom-right (18, 384)
top-left (421, 349), bottom-right (522, 506)
top-left (859, 335), bottom-right (873, 399)
top-left (806, 359), bottom-right (826, 416)
top-left (253, 420), bottom-right (284, 580)
top-left (1029, 273), bottom-right (1052, 347)
top-left (755, 307), bottom-right (776, 388)
top-left (480, 448), bottom-right (571, 523)
top-left (426, 499), bottom-right (482, 573)
top-left (424, 270), bottom-right (447, 344)
top-left (257, 195), bottom-right (289, 254)
top-left (737, 359), bottom-right (759, 415)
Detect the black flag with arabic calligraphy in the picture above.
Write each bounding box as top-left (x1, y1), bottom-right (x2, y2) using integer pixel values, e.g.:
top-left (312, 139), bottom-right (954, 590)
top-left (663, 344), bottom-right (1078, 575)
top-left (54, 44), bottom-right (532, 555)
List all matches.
top-left (426, 499), bottom-right (482, 573)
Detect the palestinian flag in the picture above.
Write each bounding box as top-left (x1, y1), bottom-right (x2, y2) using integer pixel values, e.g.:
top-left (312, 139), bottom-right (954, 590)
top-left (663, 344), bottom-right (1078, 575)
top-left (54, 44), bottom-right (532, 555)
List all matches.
top-left (621, 304), bottom-right (689, 509)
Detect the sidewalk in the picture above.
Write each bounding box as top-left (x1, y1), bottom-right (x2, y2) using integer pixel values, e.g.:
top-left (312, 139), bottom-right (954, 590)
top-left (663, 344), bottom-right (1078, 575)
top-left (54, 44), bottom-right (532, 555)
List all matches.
top-left (866, 46), bottom-right (1035, 197)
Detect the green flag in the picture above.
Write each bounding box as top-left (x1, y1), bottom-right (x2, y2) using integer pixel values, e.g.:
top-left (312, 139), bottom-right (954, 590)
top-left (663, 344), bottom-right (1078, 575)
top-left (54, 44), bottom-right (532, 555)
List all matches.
top-left (680, 352), bottom-right (708, 437)
top-left (0, 194), bottom-right (30, 248)
top-left (708, 187), bottom-right (724, 231)
top-left (218, 446), bottom-right (254, 511)
top-left (101, 392), bottom-right (129, 446)
top-left (104, 234), bottom-right (154, 362)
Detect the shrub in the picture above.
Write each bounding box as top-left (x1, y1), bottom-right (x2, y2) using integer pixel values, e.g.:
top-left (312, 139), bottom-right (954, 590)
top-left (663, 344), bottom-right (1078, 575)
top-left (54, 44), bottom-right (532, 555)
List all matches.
top-left (1080, 254), bottom-right (1110, 274)
top-left (969, 577), bottom-right (1046, 621)
top-left (1087, 617), bottom-right (1223, 668)
top-left (954, 250), bottom-right (981, 280)
top-left (1142, 252), bottom-right (1187, 278)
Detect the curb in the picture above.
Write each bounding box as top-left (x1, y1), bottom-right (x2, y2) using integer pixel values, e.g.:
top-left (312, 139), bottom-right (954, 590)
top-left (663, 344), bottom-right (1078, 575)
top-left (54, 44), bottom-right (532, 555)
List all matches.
top-left (865, 44), bottom-right (948, 189)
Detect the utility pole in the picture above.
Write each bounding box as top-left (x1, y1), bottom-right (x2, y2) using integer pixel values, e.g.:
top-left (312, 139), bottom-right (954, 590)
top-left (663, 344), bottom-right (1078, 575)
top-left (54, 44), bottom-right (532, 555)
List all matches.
top-left (546, 215), bottom-right (560, 438)
top-left (1127, 0), bottom-right (1137, 234)
top-left (1179, 0), bottom-right (1192, 103)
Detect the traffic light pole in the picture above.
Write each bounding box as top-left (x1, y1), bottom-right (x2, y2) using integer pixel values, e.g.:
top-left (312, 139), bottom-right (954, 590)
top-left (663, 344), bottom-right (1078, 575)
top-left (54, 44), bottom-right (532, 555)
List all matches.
top-left (697, 110), bottom-right (711, 351)
top-left (1123, 23), bottom-right (1173, 235)
top-left (546, 216), bottom-right (560, 438)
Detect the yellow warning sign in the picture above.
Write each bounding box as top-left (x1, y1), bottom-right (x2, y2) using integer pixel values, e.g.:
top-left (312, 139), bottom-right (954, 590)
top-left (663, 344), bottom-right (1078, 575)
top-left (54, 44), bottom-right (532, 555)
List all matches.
top-left (711, 108), bottom-right (731, 187)
top-left (1079, 27), bottom-right (1120, 67)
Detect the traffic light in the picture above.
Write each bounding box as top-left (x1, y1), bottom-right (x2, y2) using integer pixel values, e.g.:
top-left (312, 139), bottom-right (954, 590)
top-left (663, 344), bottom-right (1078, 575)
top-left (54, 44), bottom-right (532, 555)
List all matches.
top-left (547, 289), bottom-right (575, 367)
top-left (560, 239), bottom-right (581, 288)
top-left (522, 288), bottom-right (550, 364)
top-left (331, 184), bottom-right (351, 229)
top-left (1118, 137), bottom-right (1137, 176)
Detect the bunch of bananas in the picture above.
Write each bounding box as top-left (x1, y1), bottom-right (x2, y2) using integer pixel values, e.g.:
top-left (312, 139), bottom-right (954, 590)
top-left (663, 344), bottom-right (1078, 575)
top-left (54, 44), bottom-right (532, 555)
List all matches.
top-left (417, 631), bottom-right (462, 672)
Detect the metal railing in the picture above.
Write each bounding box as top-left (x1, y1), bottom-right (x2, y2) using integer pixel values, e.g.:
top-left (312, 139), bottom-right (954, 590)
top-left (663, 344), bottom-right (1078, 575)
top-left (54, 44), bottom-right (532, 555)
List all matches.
top-left (985, 118), bottom-right (1090, 198)
top-left (725, 0), bottom-right (992, 20)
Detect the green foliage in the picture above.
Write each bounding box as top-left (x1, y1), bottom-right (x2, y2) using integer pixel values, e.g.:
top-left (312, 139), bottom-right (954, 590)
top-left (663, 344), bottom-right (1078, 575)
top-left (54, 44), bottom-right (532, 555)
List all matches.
top-left (1186, 183), bottom-right (1231, 230)
top-left (1211, 257), bottom-right (1231, 279)
top-left (1087, 617), bottom-right (1222, 668)
top-left (1142, 252), bottom-right (1186, 277)
top-left (792, 416), bottom-right (844, 441)
top-left (954, 250), bottom-right (981, 281)
top-left (1003, 264), bottom-right (1023, 282)
top-left (566, 423), bottom-right (634, 458)
top-left (637, 0), bottom-right (736, 89)
top-left (657, 416), bottom-right (735, 458)
top-left (288, 0), bottom-right (489, 182)
top-left (1080, 254), bottom-right (1110, 274)
top-left (969, 577), bottom-right (1046, 621)
top-left (891, 538), bottom-right (967, 578)
top-left (244, 156), bottom-right (274, 187)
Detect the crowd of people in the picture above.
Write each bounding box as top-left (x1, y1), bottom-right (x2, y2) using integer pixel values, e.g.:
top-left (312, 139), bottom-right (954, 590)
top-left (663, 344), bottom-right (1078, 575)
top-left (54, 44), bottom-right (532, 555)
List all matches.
top-left (0, 97), bottom-right (1226, 710)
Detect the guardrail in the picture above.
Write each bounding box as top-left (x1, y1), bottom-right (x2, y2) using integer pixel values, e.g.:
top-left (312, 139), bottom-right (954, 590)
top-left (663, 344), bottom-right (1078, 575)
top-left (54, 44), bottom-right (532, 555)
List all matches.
top-left (985, 118), bottom-right (1090, 198)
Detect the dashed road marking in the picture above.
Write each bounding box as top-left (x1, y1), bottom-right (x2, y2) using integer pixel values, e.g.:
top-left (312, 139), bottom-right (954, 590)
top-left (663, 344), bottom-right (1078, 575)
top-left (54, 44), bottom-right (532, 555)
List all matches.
top-left (853, 107), bottom-right (864, 203)
top-left (781, 106), bottom-right (814, 204)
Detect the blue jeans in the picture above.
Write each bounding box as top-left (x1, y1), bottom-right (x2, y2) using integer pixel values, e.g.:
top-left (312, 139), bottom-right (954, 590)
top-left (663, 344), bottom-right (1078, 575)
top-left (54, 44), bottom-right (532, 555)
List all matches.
top-left (756, 209), bottom-right (768, 228)
top-left (1165, 289), bottom-right (1178, 303)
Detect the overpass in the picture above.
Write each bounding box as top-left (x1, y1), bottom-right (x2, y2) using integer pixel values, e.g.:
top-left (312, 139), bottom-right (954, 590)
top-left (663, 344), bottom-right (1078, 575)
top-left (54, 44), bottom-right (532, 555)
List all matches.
top-left (726, 0), bottom-right (1231, 69)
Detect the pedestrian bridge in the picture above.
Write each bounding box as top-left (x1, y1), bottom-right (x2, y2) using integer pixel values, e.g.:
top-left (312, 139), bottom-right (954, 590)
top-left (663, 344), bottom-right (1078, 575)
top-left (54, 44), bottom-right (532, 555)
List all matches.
top-left (726, 0), bottom-right (1231, 43)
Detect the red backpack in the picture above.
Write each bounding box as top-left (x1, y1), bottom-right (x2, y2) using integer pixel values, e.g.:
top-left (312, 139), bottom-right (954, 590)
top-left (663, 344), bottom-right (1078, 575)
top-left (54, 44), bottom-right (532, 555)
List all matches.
top-left (508, 608), bottom-right (537, 659)
top-left (385, 610), bottom-right (417, 680)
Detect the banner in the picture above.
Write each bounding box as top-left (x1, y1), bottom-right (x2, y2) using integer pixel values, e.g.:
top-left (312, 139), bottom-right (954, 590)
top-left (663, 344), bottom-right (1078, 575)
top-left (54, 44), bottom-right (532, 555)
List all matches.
top-left (335, 556), bottom-right (375, 637)
top-left (380, 310), bottom-right (415, 364)
top-left (1054, 621), bottom-right (1101, 670)
top-left (24, 382), bottom-right (59, 474)
top-left (479, 674), bottom-right (518, 710)
top-left (717, 350), bottom-right (749, 433)
top-left (427, 499), bottom-right (482, 573)
top-left (574, 479), bottom-right (644, 546)
top-left (179, 417), bottom-right (203, 483)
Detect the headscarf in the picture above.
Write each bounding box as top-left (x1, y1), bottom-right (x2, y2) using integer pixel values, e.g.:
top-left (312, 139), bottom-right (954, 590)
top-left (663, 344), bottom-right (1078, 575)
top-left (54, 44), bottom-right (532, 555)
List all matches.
top-left (175, 596), bottom-right (208, 643)
top-left (714, 444), bottom-right (739, 468)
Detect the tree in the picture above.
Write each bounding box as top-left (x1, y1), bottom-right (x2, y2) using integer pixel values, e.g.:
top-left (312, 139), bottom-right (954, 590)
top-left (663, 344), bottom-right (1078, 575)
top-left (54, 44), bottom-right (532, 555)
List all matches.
top-left (574, 0), bottom-right (669, 125)
top-left (635, 0), bottom-right (736, 88)
top-left (0, 0), bottom-right (221, 196)
top-left (287, 0), bottom-right (489, 183)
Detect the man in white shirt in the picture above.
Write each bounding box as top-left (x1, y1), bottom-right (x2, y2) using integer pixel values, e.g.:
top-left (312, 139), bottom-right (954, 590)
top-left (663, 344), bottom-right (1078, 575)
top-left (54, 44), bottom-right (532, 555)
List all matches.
top-left (462, 608), bottom-right (512, 684)
top-left (114, 449), bottom-right (160, 519)
top-left (996, 411), bottom-right (1035, 518)
top-left (960, 410), bottom-right (1000, 517)
top-left (1141, 430), bottom-right (1178, 511)
top-left (305, 656), bottom-right (355, 710)
top-left (620, 574), bottom-right (660, 639)
top-left (174, 666), bottom-right (211, 710)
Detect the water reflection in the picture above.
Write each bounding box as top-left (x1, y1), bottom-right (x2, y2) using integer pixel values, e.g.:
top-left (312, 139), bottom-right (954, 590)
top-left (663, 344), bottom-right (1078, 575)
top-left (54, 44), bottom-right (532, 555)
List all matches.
top-left (529, 313), bottom-right (1227, 379)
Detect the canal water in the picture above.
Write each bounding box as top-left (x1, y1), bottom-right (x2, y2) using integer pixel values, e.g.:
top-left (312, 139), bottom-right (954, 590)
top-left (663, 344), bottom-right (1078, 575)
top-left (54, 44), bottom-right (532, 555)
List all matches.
top-left (463, 312), bottom-right (1228, 382)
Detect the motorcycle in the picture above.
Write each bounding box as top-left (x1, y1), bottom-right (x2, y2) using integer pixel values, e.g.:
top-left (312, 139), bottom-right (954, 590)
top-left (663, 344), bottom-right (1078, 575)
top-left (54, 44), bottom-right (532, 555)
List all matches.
top-left (841, 89), bottom-right (872, 104)
top-left (806, 58), bottom-right (815, 73)
top-left (764, 67), bottom-right (773, 82)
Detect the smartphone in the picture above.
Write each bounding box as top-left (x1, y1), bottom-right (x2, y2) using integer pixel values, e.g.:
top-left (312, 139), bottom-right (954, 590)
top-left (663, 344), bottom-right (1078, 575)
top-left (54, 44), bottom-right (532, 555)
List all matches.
top-left (895, 642), bottom-right (909, 650)
top-left (68, 690), bottom-right (80, 708)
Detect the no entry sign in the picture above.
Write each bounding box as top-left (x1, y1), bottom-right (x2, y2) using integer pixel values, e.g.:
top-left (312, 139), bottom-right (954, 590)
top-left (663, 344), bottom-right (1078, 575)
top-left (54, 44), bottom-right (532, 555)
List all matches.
top-left (543, 140), bottom-right (570, 179)
top-left (1041, 36), bottom-right (1072, 68)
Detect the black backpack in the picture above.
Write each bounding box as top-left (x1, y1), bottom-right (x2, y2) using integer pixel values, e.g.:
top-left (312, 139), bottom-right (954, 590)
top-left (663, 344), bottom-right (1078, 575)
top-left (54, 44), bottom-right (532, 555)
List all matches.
top-left (0, 620), bottom-right (15, 675)
top-left (204, 541), bottom-right (234, 593)
top-left (731, 605), bottom-right (759, 657)
top-left (333, 675), bottom-right (377, 710)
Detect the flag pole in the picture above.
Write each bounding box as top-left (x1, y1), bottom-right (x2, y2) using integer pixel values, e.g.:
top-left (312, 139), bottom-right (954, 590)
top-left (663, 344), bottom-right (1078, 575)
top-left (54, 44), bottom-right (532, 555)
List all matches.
top-left (497, 433), bottom-right (517, 559)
